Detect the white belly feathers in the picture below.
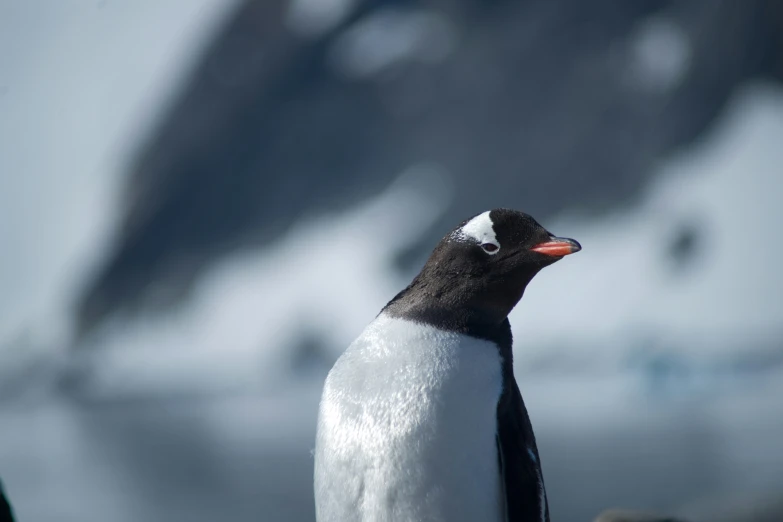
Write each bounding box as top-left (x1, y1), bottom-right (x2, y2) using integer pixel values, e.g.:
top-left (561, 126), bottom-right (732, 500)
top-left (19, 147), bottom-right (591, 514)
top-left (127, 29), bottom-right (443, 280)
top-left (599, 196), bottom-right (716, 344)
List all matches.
top-left (314, 313), bottom-right (505, 522)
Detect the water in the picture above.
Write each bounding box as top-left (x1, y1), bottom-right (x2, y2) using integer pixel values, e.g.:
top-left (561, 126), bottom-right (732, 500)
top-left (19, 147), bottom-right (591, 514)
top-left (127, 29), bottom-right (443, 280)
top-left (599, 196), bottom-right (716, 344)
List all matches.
top-left (2, 371), bottom-right (782, 522)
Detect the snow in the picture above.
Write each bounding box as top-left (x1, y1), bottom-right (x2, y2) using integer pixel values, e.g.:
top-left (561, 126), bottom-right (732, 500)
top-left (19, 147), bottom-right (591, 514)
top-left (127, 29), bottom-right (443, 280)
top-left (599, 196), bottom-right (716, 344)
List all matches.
top-left (511, 83), bottom-right (783, 368)
top-left (286, 0), bottom-right (356, 38)
top-left (626, 15), bottom-right (691, 91)
top-left (328, 7), bottom-right (457, 79)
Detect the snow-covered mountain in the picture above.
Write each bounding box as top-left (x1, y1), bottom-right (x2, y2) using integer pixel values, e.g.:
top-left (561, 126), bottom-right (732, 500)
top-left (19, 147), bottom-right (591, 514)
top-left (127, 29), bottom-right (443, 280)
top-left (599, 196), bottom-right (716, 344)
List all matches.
top-left (51, 81), bottom-right (781, 400)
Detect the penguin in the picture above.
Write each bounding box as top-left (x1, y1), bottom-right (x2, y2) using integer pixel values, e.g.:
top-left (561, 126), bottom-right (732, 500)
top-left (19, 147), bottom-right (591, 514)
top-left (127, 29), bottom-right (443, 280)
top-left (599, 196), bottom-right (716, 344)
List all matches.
top-left (314, 209), bottom-right (580, 522)
top-left (0, 479), bottom-right (15, 522)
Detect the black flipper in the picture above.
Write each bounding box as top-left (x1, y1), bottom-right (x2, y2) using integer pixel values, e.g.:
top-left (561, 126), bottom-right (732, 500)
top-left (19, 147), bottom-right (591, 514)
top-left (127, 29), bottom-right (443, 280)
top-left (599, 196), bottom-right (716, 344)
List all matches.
top-left (496, 340), bottom-right (550, 522)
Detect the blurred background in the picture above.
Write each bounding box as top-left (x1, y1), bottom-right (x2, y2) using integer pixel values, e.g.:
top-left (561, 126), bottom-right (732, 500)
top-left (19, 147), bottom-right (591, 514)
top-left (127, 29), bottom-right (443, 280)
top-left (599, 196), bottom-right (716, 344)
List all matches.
top-left (1, 1), bottom-right (782, 521)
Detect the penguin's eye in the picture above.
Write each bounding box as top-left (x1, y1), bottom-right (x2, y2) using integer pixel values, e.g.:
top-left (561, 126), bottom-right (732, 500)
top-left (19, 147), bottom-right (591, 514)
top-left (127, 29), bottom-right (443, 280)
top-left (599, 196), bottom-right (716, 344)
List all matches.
top-left (481, 243), bottom-right (499, 254)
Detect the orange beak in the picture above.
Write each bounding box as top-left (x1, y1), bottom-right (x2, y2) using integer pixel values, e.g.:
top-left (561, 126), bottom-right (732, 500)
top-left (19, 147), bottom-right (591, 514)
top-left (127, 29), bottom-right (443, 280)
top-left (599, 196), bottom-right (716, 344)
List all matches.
top-left (530, 237), bottom-right (581, 257)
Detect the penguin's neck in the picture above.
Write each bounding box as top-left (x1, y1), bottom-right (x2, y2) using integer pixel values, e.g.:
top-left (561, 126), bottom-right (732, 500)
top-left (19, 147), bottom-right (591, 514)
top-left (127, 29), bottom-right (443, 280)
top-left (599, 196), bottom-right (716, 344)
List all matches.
top-left (383, 284), bottom-right (514, 355)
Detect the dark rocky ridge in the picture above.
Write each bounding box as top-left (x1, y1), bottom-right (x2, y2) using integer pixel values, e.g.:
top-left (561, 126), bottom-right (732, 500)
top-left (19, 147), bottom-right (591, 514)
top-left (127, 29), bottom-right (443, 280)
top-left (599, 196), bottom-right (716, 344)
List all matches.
top-left (76, 0), bottom-right (783, 337)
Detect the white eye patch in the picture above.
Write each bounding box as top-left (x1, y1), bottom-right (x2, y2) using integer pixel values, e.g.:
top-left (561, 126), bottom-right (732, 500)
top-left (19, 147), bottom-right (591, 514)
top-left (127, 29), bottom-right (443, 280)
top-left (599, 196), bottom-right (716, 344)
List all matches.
top-left (451, 210), bottom-right (501, 254)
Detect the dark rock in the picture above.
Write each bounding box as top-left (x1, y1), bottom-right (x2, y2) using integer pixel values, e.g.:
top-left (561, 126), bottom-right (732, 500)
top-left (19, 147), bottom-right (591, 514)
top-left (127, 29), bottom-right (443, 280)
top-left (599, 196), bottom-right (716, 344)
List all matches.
top-left (666, 219), bottom-right (703, 273)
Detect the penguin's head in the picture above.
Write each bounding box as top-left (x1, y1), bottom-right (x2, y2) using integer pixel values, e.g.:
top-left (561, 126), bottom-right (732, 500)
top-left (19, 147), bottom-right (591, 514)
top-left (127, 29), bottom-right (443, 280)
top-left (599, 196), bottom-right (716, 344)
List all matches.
top-left (444, 208), bottom-right (580, 268)
top-left (397, 209), bottom-right (580, 325)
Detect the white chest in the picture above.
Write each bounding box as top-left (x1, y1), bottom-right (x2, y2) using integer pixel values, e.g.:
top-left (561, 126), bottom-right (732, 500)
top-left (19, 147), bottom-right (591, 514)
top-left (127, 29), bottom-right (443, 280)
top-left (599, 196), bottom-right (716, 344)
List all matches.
top-left (314, 314), bottom-right (505, 522)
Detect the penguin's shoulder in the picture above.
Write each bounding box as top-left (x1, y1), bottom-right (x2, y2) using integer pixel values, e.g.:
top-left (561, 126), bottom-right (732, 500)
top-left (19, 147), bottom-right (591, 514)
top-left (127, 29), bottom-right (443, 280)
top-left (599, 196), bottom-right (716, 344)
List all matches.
top-left (324, 313), bottom-right (503, 396)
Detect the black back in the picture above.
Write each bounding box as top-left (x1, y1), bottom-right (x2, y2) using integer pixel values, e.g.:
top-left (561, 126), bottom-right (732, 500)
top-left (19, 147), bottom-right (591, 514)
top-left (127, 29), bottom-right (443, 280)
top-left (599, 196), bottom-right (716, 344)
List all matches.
top-left (495, 325), bottom-right (551, 522)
